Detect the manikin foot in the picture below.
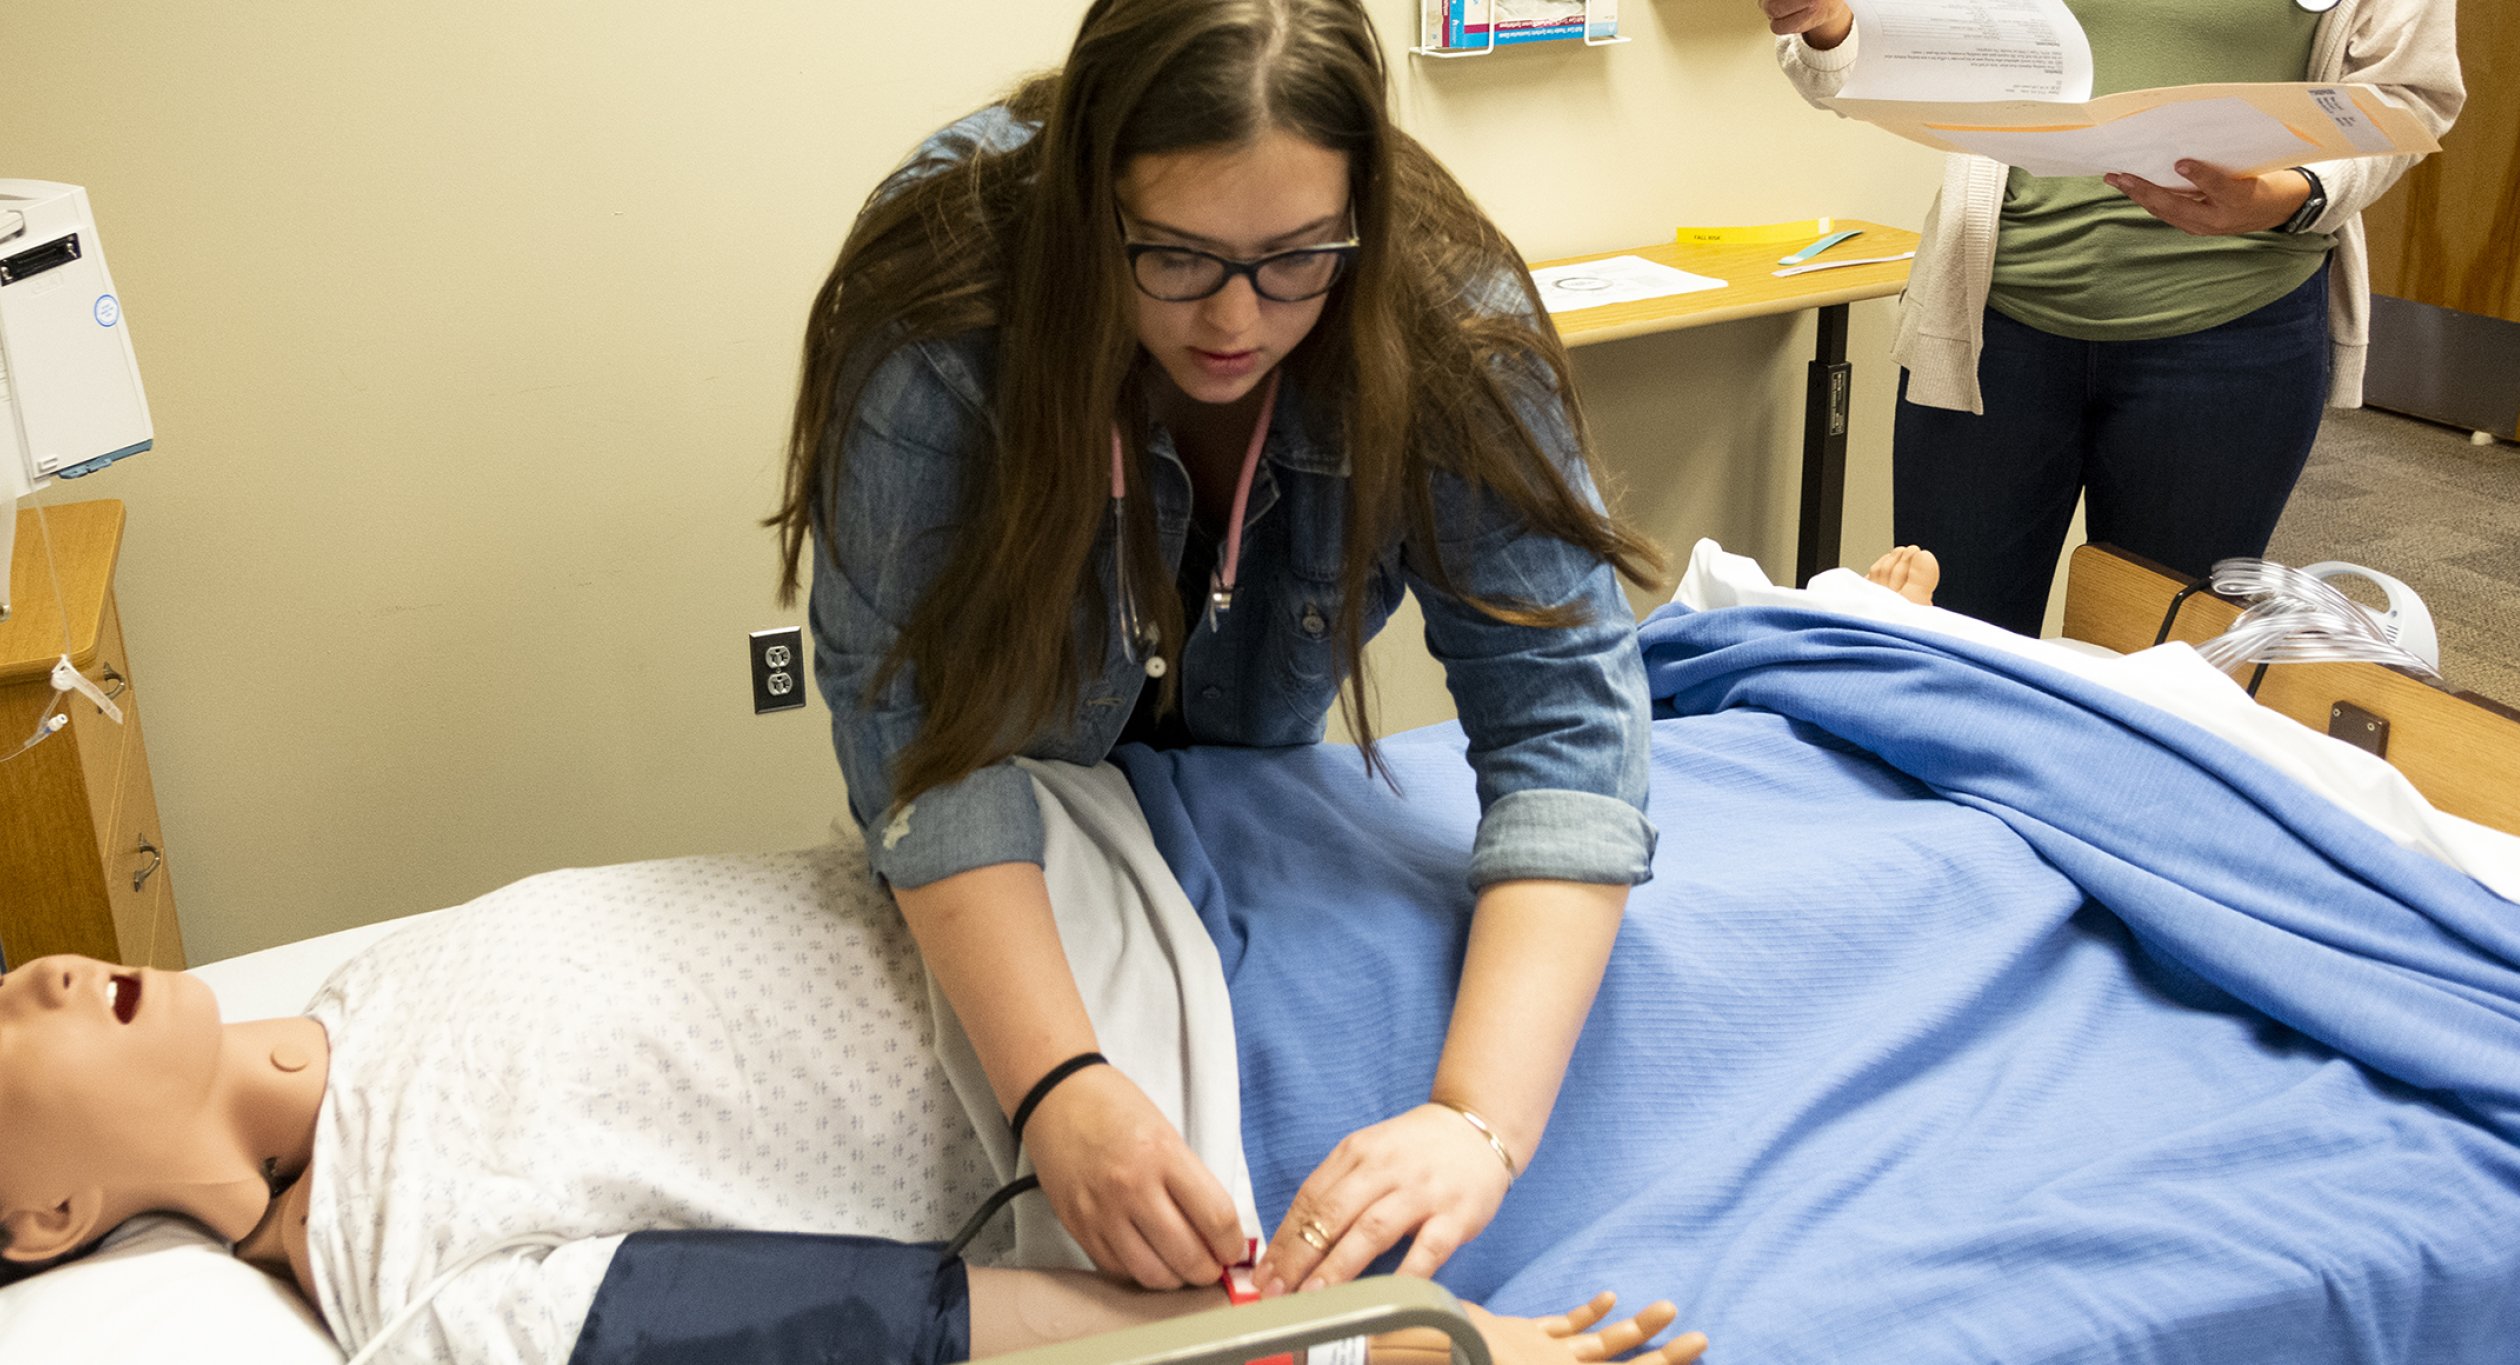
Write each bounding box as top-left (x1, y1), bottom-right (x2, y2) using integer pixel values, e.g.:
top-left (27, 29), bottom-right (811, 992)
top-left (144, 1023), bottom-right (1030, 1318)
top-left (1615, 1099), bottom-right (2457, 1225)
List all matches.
top-left (1865, 545), bottom-right (1941, 606)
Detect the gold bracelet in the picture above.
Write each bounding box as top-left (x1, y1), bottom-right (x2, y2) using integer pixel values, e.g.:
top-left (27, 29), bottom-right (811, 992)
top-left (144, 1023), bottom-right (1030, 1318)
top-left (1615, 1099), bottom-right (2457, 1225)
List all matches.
top-left (1433, 1100), bottom-right (1520, 1182)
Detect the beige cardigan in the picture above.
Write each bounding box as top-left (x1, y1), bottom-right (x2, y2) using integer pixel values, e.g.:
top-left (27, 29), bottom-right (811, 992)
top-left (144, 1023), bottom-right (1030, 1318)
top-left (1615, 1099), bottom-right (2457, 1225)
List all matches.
top-left (1778, 0), bottom-right (2466, 413)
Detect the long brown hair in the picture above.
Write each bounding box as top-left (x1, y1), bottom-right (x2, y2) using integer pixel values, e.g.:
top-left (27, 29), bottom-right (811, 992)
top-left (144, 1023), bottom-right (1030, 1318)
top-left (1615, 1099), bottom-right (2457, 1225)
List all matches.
top-left (771, 0), bottom-right (1662, 805)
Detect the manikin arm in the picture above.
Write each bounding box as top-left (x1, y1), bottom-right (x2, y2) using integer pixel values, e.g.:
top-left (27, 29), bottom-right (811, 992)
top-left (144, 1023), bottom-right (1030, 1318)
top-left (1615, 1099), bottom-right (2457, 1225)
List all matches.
top-left (972, 1269), bottom-right (1707, 1365)
top-left (366, 1230), bottom-right (1704, 1365)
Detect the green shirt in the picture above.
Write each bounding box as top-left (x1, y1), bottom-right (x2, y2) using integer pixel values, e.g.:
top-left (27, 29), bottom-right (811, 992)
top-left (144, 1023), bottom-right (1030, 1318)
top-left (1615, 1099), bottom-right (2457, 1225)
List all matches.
top-left (1988, 0), bottom-right (2330, 342)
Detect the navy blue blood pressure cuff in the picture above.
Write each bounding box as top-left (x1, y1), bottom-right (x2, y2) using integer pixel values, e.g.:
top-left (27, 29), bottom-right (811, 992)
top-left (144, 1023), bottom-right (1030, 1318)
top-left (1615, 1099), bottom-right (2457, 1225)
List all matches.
top-left (565, 1231), bottom-right (970, 1365)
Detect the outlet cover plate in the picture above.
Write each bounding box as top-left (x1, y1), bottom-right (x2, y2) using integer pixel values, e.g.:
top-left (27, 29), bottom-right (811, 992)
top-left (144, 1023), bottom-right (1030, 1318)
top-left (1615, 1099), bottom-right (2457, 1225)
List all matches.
top-left (750, 627), bottom-right (808, 714)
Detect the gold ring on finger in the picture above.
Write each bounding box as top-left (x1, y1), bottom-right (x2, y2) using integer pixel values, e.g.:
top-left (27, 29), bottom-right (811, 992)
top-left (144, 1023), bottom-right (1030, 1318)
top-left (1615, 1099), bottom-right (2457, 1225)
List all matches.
top-left (1298, 1219), bottom-right (1333, 1252)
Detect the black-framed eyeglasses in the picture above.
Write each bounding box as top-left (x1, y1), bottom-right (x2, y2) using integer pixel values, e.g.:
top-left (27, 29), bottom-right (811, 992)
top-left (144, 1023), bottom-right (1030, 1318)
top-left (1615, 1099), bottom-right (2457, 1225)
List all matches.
top-left (1121, 237), bottom-right (1360, 303)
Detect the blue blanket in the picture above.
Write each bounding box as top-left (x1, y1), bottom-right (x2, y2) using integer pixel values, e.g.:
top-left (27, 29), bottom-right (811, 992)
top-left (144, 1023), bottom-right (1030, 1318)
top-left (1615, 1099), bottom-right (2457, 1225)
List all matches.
top-left (1115, 605), bottom-right (2520, 1364)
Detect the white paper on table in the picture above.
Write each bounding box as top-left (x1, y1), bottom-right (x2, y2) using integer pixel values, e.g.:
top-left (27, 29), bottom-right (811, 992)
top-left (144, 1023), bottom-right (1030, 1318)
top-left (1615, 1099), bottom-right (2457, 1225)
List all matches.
top-left (1773, 251), bottom-right (1916, 278)
top-left (1929, 97), bottom-right (2314, 187)
top-left (1530, 255), bottom-right (1726, 313)
top-left (1836, 0), bottom-right (2093, 104)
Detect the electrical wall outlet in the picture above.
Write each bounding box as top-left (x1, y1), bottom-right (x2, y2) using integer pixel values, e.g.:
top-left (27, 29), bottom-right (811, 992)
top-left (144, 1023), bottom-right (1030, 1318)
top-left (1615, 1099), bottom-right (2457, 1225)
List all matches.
top-left (749, 627), bottom-right (808, 714)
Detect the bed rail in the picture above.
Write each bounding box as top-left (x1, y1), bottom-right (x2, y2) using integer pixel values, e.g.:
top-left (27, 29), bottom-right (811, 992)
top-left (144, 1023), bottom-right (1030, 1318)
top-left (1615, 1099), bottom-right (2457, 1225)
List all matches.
top-left (980, 1275), bottom-right (1493, 1365)
top-left (2061, 543), bottom-right (2520, 837)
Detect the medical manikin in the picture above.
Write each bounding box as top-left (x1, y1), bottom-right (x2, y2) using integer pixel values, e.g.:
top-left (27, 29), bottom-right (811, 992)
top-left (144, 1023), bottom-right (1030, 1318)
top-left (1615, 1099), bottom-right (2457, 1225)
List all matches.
top-left (0, 880), bottom-right (1706, 1365)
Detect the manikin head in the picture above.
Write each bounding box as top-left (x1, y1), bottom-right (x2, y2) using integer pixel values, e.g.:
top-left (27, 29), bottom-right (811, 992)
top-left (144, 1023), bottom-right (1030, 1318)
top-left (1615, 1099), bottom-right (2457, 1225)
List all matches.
top-left (0, 956), bottom-right (316, 1280)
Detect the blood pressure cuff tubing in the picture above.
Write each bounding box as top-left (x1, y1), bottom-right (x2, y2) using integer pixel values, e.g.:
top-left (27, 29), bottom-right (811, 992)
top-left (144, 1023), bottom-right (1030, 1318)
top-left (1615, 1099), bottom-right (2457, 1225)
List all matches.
top-left (566, 1230), bottom-right (970, 1365)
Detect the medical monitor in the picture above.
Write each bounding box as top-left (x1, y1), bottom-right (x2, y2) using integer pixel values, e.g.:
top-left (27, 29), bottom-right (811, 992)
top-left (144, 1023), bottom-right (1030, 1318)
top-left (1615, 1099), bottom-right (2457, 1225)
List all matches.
top-left (1, 180), bottom-right (152, 621)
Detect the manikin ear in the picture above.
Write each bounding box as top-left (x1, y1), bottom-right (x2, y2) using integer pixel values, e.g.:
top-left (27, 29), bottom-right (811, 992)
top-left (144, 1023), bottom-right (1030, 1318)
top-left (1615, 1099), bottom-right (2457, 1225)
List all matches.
top-left (1, 1188), bottom-right (106, 1263)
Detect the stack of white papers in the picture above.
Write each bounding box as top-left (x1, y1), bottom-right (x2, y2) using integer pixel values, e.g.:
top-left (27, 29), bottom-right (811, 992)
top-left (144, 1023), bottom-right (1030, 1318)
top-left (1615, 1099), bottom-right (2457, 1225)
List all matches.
top-left (1821, 0), bottom-right (2437, 185)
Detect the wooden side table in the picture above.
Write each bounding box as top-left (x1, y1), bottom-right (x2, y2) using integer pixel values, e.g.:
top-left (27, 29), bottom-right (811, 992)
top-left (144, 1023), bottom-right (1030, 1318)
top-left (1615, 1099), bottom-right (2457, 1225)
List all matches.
top-left (1532, 220), bottom-right (1922, 585)
top-left (0, 498), bottom-right (185, 969)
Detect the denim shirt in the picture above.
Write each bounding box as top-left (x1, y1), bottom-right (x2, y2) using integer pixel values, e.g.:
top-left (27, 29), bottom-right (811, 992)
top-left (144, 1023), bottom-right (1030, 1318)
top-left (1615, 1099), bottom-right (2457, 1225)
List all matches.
top-left (810, 112), bottom-right (1655, 893)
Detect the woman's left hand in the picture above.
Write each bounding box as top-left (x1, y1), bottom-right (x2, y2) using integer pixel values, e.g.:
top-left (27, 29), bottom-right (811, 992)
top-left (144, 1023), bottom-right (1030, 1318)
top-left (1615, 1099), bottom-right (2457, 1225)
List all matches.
top-left (1253, 1102), bottom-right (1516, 1294)
top-left (2105, 161), bottom-right (2312, 237)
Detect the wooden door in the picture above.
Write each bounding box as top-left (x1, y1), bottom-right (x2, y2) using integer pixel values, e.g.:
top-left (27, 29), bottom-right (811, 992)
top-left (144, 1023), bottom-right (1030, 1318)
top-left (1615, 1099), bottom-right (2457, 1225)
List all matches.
top-left (2364, 6), bottom-right (2519, 324)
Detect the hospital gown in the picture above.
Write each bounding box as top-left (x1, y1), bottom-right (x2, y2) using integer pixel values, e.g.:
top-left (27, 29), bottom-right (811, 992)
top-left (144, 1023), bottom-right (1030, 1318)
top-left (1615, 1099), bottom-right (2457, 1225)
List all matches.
top-left (299, 847), bottom-right (998, 1365)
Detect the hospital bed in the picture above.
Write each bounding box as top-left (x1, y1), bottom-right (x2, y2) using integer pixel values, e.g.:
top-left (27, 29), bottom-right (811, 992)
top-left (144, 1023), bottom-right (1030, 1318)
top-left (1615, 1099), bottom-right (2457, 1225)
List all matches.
top-left (4, 542), bottom-right (2516, 1364)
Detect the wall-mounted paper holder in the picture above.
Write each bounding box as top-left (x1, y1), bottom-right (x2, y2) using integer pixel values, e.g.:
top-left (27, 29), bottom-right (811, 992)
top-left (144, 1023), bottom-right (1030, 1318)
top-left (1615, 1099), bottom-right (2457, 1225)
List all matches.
top-left (1411, 0), bottom-right (1627, 58)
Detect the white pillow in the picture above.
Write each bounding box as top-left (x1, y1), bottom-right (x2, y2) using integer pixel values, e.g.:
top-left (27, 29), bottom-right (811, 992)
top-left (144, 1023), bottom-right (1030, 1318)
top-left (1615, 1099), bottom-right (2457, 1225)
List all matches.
top-left (0, 1216), bottom-right (343, 1364)
top-left (0, 916), bottom-right (433, 1364)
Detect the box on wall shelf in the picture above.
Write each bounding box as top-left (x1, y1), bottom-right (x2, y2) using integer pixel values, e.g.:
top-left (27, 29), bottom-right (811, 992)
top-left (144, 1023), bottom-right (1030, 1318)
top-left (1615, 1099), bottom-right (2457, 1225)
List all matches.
top-left (1423, 0), bottom-right (1618, 51)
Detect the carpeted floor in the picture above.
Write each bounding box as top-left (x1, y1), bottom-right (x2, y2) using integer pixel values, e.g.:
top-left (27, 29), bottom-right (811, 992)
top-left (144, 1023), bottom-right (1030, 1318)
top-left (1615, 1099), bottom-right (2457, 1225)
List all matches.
top-left (2266, 407), bottom-right (2520, 705)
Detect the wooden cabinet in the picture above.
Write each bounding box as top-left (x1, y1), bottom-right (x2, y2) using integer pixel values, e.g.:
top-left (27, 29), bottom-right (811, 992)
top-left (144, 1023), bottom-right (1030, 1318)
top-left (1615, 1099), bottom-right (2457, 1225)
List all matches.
top-left (1, 499), bottom-right (185, 970)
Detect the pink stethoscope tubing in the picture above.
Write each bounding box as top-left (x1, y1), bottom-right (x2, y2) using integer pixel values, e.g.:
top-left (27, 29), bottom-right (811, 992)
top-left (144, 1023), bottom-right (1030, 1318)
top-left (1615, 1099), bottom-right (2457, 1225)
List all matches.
top-left (1108, 371), bottom-right (1280, 675)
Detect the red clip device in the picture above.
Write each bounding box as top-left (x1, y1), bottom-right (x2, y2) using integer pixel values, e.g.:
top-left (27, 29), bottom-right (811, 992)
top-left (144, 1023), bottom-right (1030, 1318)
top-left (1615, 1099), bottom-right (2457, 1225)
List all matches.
top-left (1220, 1238), bottom-right (1295, 1365)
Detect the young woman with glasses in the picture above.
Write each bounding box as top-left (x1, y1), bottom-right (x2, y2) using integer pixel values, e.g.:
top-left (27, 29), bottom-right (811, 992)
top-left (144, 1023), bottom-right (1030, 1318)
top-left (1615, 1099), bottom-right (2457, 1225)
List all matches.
top-left (771, 0), bottom-right (1663, 1303)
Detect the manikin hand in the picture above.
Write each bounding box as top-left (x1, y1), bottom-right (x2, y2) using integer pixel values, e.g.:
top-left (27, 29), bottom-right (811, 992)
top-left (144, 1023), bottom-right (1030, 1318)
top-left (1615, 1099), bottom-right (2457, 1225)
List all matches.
top-left (1023, 1064), bottom-right (1247, 1290)
top-left (1256, 1103), bottom-right (1513, 1295)
top-left (1469, 1295), bottom-right (1710, 1365)
top-left (1373, 1294), bottom-right (1709, 1365)
top-left (2105, 162), bottom-right (2315, 237)
top-left (1759, 0), bottom-right (1853, 48)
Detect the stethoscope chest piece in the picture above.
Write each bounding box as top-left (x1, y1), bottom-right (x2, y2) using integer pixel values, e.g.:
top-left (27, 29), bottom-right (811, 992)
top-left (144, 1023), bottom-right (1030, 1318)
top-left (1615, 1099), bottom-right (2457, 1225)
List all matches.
top-left (1109, 371), bottom-right (1280, 687)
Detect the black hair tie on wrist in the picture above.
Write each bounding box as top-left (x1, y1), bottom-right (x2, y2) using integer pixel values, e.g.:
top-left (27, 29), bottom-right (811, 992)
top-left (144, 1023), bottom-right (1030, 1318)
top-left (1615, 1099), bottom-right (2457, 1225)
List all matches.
top-left (1009, 1051), bottom-right (1108, 1149)
top-left (941, 1053), bottom-right (1111, 1261)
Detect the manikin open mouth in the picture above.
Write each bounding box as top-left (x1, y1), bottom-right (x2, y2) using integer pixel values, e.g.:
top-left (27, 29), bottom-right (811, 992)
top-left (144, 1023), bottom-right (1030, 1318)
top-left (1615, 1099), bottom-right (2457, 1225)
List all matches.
top-left (108, 972), bottom-right (142, 1024)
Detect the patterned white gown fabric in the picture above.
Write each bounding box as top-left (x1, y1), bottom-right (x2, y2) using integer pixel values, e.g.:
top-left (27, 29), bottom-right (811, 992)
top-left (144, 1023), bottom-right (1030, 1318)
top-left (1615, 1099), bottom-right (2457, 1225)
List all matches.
top-left (302, 844), bottom-right (999, 1364)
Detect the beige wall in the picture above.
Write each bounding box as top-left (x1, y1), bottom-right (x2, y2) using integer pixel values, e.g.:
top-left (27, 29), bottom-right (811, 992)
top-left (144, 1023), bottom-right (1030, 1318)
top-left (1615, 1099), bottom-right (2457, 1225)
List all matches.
top-left (7, 1), bottom-right (1940, 961)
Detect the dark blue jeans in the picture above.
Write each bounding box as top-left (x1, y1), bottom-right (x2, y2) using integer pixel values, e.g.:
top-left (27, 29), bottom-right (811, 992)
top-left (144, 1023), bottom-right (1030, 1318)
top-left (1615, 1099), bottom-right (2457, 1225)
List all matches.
top-left (1893, 263), bottom-right (2331, 636)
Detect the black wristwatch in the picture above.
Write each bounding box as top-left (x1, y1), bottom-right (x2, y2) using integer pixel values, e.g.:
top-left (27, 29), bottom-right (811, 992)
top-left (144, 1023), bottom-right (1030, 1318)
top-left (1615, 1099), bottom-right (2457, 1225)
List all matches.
top-left (2280, 166), bottom-right (2329, 234)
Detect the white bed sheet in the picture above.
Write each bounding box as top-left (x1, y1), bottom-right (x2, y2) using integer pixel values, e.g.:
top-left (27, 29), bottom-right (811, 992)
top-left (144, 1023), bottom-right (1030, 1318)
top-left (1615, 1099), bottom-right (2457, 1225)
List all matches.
top-left (1673, 538), bottom-right (2520, 903)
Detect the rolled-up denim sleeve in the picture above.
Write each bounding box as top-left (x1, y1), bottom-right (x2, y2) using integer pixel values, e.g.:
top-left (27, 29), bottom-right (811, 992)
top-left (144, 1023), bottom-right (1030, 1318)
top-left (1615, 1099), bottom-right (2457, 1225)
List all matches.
top-left (1407, 353), bottom-right (1657, 891)
top-left (809, 344), bottom-right (1046, 889)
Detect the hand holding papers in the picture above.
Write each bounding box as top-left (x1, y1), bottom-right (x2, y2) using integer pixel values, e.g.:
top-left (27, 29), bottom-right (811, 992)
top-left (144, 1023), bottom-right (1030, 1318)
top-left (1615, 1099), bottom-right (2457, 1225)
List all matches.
top-left (2100, 162), bottom-right (2310, 238)
top-left (1818, 0), bottom-right (2438, 184)
top-left (1530, 256), bottom-right (1726, 314)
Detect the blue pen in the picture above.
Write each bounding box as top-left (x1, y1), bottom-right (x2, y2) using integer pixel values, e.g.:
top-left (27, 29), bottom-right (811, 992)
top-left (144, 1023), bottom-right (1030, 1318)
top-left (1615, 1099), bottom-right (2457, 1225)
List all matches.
top-left (1778, 228), bottom-right (1863, 266)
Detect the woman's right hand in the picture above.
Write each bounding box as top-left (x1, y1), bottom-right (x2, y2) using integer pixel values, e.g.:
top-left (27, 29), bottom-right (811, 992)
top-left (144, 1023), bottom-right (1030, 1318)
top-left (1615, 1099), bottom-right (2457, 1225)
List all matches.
top-left (1023, 1063), bottom-right (1249, 1290)
top-left (1760, 0), bottom-right (1853, 48)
